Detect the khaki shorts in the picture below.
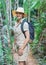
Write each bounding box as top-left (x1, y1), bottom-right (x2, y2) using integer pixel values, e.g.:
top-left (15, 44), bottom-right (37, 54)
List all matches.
top-left (15, 44), bottom-right (29, 61)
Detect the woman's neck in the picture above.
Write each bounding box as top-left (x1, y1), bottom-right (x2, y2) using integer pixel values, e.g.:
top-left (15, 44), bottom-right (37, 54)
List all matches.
top-left (17, 18), bottom-right (22, 23)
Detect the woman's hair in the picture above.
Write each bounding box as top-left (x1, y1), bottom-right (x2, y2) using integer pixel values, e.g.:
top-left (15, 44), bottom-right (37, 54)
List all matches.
top-left (22, 13), bottom-right (25, 18)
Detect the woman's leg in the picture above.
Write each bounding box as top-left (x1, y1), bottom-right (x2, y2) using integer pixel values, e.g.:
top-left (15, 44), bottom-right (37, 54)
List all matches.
top-left (18, 61), bottom-right (26, 65)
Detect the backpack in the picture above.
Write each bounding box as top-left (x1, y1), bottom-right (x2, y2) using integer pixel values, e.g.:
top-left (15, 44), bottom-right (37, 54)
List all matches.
top-left (21, 18), bottom-right (34, 43)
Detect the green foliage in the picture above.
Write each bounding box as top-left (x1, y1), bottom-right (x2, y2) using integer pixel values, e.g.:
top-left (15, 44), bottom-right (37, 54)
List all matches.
top-left (0, 0), bottom-right (46, 65)
top-left (23, 0), bottom-right (46, 65)
top-left (0, 41), bottom-right (4, 65)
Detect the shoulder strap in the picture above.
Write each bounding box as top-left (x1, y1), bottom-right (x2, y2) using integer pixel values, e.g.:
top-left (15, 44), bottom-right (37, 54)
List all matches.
top-left (21, 18), bottom-right (27, 38)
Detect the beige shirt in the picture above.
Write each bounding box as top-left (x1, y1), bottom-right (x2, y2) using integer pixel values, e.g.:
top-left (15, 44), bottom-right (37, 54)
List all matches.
top-left (14, 18), bottom-right (29, 47)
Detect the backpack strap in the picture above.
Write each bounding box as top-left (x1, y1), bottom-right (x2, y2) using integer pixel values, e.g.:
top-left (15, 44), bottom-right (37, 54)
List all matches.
top-left (21, 18), bottom-right (27, 38)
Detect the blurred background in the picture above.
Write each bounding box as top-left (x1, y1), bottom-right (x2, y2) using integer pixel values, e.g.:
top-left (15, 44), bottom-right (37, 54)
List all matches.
top-left (0, 0), bottom-right (46, 65)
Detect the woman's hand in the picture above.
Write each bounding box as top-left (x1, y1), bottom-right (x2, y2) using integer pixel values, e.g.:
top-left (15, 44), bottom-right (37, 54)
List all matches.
top-left (18, 48), bottom-right (24, 56)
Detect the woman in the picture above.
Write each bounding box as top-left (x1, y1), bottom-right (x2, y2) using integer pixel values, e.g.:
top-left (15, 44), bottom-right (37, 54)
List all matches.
top-left (13, 7), bottom-right (30, 65)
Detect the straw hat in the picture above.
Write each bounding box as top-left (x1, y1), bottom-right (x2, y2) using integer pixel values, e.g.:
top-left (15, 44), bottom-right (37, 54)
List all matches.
top-left (12, 7), bottom-right (27, 17)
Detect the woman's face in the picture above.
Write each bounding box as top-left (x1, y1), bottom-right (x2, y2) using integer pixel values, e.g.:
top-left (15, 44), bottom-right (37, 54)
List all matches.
top-left (16, 12), bottom-right (24, 20)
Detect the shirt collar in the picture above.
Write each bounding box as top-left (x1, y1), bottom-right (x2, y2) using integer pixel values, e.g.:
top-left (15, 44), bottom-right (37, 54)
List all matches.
top-left (16, 18), bottom-right (25, 27)
top-left (20, 18), bottom-right (25, 23)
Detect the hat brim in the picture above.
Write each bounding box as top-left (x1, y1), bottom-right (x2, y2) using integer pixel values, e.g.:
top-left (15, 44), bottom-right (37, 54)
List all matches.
top-left (12, 10), bottom-right (27, 17)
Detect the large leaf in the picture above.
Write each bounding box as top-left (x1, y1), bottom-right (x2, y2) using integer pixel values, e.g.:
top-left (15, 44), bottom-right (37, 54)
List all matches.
top-left (23, 0), bottom-right (43, 14)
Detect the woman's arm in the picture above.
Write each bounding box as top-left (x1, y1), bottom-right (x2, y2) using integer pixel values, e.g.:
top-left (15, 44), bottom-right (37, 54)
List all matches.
top-left (18, 30), bottom-right (30, 56)
top-left (20, 30), bottom-right (30, 50)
